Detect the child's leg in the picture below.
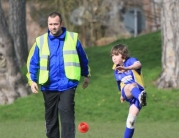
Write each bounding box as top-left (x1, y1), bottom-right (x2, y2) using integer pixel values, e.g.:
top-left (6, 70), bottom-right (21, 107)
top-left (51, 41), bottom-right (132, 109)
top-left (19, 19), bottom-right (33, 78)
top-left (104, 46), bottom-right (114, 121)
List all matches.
top-left (123, 83), bottom-right (140, 99)
top-left (124, 83), bottom-right (146, 106)
top-left (124, 104), bottom-right (140, 138)
top-left (124, 114), bottom-right (135, 138)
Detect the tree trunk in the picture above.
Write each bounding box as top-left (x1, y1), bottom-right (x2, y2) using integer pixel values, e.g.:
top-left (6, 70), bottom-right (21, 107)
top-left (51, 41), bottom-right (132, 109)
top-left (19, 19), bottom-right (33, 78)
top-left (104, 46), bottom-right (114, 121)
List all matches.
top-left (9, 0), bottom-right (28, 67)
top-left (0, 1), bottom-right (30, 105)
top-left (157, 0), bottom-right (179, 88)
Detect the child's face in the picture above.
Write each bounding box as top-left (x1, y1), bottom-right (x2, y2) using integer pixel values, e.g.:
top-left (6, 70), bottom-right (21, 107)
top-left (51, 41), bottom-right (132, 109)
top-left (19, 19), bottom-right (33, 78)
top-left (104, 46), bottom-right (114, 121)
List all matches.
top-left (111, 54), bottom-right (123, 65)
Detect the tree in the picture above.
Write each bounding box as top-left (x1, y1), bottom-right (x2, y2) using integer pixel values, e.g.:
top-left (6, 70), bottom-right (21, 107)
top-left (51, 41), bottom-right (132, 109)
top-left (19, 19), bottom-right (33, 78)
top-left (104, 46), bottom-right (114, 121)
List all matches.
top-left (9, 0), bottom-right (28, 67)
top-left (26, 0), bottom-right (126, 47)
top-left (156, 0), bottom-right (179, 88)
top-left (0, 1), bottom-right (30, 104)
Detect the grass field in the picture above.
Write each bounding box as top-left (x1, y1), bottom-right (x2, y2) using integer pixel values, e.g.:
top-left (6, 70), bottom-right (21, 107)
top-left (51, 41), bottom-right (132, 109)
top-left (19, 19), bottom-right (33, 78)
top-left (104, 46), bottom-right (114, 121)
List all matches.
top-left (0, 31), bottom-right (179, 138)
top-left (0, 121), bottom-right (179, 138)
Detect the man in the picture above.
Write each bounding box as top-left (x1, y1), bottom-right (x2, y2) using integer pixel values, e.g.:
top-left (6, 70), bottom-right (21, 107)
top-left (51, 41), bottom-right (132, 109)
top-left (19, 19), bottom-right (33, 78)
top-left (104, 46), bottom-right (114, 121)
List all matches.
top-left (26, 12), bottom-right (90, 138)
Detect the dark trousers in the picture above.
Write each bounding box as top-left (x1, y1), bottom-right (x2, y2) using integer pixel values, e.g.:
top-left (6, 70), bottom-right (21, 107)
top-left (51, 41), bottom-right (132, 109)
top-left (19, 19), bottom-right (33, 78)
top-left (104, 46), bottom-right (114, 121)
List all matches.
top-left (43, 88), bottom-right (76, 138)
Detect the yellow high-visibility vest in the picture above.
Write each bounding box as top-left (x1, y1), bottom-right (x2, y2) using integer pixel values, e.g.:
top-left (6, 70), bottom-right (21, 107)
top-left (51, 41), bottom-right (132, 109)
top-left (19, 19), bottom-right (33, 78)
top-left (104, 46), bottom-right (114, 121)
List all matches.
top-left (36, 31), bottom-right (81, 84)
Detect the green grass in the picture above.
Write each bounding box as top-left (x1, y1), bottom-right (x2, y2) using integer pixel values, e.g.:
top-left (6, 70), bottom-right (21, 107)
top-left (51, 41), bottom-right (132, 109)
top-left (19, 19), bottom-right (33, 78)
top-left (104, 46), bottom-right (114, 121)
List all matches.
top-left (0, 121), bottom-right (178, 138)
top-left (1, 31), bottom-right (179, 137)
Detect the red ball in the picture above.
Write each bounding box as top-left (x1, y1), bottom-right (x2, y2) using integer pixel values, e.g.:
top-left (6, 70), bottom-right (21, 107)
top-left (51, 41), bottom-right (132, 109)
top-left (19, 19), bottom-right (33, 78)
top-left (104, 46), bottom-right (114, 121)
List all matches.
top-left (78, 122), bottom-right (89, 133)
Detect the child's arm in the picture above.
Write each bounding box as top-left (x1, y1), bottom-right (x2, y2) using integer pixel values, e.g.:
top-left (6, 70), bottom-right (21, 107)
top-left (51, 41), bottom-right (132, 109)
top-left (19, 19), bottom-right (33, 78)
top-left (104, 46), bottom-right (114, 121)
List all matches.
top-left (116, 61), bottom-right (142, 72)
top-left (117, 81), bottom-right (125, 103)
top-left (126, 61), bottom-right (142, 70)
top-left (116, 81), bottom-right (121, 91)
top-left (120, 95), bottom-right (125, 103)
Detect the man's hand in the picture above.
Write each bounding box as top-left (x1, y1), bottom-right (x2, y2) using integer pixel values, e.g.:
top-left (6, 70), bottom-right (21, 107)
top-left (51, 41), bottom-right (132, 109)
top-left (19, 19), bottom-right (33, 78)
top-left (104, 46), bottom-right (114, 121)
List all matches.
top-left (82, 77), bottom-right (90, 89)
top-left (31, 82), bottom-right (39, 94)
top-left (120, 95), bottom-right (125, 103)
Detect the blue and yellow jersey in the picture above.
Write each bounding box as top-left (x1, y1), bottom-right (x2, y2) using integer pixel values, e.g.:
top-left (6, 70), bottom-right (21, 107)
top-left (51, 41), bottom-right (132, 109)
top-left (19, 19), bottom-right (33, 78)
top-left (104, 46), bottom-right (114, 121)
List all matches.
top-left (113, 57), bottom-right (145, 91)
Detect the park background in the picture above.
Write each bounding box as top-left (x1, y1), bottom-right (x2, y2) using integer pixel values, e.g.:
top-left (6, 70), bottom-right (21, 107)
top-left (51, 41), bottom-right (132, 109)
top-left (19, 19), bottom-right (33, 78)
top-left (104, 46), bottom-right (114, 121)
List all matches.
top-left (0, 0), bottom-right (179, 138)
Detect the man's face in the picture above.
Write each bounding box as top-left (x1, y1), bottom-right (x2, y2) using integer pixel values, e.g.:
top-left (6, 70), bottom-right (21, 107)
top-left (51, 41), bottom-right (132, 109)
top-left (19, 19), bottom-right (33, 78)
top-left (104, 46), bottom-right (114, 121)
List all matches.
top-left (48, 16), bottom-right (62, 36)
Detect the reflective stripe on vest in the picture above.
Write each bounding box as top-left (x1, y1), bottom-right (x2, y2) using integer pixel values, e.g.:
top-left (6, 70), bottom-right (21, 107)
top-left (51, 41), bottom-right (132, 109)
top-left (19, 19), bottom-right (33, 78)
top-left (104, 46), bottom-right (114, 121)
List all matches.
top-left (36, 33), bottom-right (49, 84)
top-left (63, 31), bottom-right (80, 81)
top-left (36, 31), bottom-right (80, 84)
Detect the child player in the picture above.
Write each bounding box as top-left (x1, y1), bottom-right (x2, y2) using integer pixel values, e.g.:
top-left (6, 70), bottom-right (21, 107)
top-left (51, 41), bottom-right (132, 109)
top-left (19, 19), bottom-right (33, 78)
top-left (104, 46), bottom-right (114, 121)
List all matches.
top-left (110, 44), bottom-right (147, 138)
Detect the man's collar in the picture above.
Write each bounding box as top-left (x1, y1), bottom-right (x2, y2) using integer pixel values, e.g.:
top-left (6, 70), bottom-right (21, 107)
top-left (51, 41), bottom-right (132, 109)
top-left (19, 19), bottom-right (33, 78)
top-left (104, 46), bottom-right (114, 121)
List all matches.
top-left (48, 27), bottom-right (66, 40)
